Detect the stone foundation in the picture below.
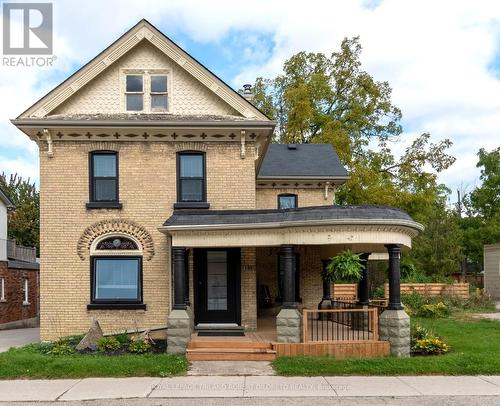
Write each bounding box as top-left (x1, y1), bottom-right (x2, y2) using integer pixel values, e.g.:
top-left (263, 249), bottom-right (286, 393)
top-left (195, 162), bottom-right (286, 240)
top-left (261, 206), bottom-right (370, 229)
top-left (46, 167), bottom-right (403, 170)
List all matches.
top-left (166, 309), bottom-right (193, 353)
top-left (378, 309), bottom-right (410, 357)
top-left (276, 308), bottom-right (302, 343)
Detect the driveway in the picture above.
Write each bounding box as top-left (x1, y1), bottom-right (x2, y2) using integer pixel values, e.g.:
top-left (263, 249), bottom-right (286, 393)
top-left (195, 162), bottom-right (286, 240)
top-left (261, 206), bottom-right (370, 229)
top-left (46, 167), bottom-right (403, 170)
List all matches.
top-left (0, 327), bottom-right (39, 352)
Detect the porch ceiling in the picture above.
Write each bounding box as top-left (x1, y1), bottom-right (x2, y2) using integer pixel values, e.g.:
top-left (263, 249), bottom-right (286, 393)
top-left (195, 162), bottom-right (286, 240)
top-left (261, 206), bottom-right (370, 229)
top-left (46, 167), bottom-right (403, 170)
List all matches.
top-left (160, 205), bottom-right (424, 249)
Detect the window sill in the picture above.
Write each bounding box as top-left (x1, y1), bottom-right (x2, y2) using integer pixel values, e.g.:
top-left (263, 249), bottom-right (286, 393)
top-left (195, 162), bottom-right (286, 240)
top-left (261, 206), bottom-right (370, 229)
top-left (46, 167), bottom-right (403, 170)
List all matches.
top-left (87, 303), bottom-right (146, 310)
top-left (173, 202), bottom-right (210, 209)
top-left (86, 202), bottom-right (123, 209)
top-left (22, 302), bottom-right (30, 306)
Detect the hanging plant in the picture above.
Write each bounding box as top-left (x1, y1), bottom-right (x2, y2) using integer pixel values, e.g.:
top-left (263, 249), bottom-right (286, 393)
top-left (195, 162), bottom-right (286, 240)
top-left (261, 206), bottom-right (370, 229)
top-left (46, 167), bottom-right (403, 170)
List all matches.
top-left (326, 250), bottom-right (363, 283)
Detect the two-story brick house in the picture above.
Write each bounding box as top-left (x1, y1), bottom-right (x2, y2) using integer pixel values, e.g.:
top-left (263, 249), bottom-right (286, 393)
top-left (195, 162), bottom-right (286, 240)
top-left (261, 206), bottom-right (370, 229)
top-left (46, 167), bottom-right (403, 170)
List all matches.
top-left (13, 20), bottom-right (422, 357)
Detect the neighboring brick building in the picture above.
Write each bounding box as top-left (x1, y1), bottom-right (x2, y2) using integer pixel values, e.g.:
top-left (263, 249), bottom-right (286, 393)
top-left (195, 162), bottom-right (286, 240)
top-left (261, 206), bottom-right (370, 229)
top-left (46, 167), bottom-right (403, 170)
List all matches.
top-left (0, 188), bottom-right (39, 330)
top-left (12, 20), bottom-right (422, 357)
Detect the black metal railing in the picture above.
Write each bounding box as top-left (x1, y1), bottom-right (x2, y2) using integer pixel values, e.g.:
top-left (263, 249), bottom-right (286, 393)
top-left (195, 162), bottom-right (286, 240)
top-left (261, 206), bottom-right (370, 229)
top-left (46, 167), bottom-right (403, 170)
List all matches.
top-left (303, 308), bottom-right (379, 342)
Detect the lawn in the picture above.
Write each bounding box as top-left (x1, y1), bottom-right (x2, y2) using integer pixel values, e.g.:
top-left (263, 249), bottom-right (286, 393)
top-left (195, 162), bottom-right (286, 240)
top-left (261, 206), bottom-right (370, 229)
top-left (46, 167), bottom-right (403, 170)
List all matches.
top-left (0, 348), bottom-right (187, 379)
top-left (273, 316), bottom-right (500, 376)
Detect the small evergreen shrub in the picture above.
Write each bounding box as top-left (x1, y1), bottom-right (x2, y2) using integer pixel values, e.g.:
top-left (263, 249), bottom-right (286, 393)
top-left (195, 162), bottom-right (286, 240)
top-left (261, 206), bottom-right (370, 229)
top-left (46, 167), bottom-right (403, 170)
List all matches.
top-left (372, 285), bottom-right (385, 299)
top-left (128, 339), bottom-right (152, 354)
top-left (96, 336), bottom-right (121, 353)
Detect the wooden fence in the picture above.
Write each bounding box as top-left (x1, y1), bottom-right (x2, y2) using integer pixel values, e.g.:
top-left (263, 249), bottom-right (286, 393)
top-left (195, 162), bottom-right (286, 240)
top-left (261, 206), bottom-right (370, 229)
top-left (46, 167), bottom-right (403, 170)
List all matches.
top-left (332, 283), bottom-right (357, 301)
top-left (274, 341), bottom-right (390, 358)
top-left (384, 283), bottom-right (469, 299)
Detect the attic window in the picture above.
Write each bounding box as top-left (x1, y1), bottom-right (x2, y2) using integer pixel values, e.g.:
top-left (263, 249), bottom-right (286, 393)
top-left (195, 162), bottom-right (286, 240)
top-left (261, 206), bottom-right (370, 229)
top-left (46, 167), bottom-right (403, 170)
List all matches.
top-left (126, 75), bottom-right (143, 111)
top-left (150, 75), bottom-right (168, 111)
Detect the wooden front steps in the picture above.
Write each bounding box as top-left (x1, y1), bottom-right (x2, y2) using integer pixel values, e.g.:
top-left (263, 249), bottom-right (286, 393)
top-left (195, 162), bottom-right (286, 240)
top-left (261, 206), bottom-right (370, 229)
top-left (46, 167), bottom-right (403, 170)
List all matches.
top-left (186, 339), bottom-right (276, 361)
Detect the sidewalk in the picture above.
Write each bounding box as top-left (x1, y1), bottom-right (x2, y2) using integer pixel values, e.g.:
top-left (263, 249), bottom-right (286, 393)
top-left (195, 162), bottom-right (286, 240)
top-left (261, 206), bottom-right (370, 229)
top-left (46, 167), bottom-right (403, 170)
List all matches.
top-left (0, 375), bottom-right (499, 402)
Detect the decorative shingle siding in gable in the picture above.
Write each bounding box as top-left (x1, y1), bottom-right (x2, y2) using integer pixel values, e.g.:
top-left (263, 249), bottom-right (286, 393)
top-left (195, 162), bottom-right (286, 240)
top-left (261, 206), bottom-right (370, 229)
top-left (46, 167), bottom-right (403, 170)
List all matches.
top-left (52, 41), bottom-right (239, 117)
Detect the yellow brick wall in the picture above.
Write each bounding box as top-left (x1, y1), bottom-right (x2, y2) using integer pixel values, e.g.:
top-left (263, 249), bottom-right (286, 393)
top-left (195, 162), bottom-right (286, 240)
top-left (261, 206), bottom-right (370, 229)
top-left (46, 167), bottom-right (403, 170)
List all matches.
top-left (39, 140), bottom-right (255, 340)
top-left (241, 247), bottom-right (257, 331)
top-left (256, 188), bottom-right (332, 209)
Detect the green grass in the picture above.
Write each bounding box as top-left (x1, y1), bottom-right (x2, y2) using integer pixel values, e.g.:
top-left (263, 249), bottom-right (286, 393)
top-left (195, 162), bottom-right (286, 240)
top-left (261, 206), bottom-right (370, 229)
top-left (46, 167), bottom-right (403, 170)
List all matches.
top-left (273, 317), bottom-right (500, 376)
top-left (0, 347), bottom-right (188, 379)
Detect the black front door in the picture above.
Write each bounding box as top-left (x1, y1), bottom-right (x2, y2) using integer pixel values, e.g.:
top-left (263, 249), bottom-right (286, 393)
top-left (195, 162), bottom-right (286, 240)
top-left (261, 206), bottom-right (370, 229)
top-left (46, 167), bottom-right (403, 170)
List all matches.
top-left (193, 248), bottom-right (241, 324)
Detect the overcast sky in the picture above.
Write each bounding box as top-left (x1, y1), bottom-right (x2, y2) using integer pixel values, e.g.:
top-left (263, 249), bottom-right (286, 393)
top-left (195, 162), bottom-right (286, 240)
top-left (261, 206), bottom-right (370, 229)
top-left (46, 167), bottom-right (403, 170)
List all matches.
top-left (1, 0), bottom-right (500, 201)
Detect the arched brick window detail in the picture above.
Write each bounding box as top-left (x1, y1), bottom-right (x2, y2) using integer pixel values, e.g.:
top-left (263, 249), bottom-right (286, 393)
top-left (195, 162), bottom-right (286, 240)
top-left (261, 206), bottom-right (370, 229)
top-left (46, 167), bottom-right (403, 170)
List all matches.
top-left (77, 219), bottom-right (154, 261)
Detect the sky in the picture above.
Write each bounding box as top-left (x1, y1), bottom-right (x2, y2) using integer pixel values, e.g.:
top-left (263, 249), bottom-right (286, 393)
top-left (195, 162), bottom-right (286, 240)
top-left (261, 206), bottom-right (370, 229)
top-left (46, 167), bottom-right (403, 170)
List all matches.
top-left (1, 0), bottom-right (500, 202)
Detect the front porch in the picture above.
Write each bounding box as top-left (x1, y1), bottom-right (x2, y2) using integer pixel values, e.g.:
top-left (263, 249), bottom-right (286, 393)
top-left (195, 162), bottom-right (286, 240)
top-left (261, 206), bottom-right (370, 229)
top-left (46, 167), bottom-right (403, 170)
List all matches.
top-left (161, 205), bottom-right (423, 358)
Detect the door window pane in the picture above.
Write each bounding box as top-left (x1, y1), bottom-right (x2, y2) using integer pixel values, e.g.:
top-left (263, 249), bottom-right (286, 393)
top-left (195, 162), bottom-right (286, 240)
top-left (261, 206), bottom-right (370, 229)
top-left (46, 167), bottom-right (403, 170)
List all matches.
top-left (207, 251), bottom-right (227, 310)
top-left (94, 258), bottom-right (139, 300)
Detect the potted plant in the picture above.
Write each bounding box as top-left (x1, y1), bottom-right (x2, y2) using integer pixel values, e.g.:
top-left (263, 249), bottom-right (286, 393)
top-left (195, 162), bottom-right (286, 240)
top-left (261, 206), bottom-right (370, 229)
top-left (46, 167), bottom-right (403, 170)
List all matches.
top-left (326, 249), bottom-right (363, 284)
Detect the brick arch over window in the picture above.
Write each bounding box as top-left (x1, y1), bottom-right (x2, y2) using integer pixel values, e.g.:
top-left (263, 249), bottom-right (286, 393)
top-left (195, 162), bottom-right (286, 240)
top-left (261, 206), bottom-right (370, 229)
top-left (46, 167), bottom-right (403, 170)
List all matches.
top-left (174, 142), bottom-right (208, 152)
top-left (77, 219), bottom-right (154, 261)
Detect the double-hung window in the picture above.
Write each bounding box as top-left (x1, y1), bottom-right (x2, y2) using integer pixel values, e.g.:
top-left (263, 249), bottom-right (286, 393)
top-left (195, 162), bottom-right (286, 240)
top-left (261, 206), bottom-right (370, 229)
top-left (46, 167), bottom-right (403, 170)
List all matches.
top-left (150, 75), bottom-right (168, 111)
top-left (0, 278), bottom-right (5, 301)
top-left (22, 278), bottom-right (29, 304)
top-left (177, 152), bottom-right (206, 203)
top-left (125, 75), bottom-right (144, 111)
top-left (89, 151), bottom-right (119, 205)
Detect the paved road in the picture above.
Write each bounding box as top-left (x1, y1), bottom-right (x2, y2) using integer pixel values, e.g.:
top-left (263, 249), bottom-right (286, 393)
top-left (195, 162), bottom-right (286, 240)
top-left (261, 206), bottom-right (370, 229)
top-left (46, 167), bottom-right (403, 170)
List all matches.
top-left (0, 375), bottom-right (499, 403)
top-left (3, 397), bottom-right (500, 406)
top-left (0, 327), bottom-right (39, 352)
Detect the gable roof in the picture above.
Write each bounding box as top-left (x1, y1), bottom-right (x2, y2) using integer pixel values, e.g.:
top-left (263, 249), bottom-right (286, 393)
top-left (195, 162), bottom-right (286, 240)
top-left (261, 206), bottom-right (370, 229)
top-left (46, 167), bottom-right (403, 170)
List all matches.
top-left (18, 19), bottom-right (270, 121)
top-left (258, 144), bottom-right (349, 180)
top-left (0, 187), bottom-right (14, 209)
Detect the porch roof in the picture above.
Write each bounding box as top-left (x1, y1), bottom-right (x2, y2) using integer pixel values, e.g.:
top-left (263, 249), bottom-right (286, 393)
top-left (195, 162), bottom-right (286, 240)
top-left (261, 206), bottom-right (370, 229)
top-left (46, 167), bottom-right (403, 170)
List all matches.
top-left (164, 205), bottom-right (420, 229)
top-left (161, 205), bottom-right (424, 250)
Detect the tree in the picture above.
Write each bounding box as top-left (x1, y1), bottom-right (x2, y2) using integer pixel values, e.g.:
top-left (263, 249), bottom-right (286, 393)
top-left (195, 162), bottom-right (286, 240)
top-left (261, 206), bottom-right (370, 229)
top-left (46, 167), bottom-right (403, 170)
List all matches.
top-left (0, 173), bottom-right (39, 253)
top-left (461, 147), bottom-right (500, 267)
top-left (252, 37), bottom-right (458, 275)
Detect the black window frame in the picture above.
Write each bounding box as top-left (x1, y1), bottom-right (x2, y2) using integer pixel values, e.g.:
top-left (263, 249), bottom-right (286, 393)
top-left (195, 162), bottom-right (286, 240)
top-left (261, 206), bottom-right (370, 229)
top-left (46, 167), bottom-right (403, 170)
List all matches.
top-left (87, 151), bottom-right (122, 209)
top-left (277, 193), bottom-right (298, 210)
top-left (175, 151), bottom-right (209, 209)
top-left (88, 255), bottom-right (145, 310)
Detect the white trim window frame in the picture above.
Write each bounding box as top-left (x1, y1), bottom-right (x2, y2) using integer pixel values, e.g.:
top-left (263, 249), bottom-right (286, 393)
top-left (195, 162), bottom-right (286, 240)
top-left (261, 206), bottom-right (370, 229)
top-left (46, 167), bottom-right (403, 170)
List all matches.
top-left (0, 277), bottom-right (5, 301)
top-left (22, 278), bottom-right (29, 305)
top-left (125, 74), bottom-right (144, 112)
top-left (150, 74), bottom-right (168, 112)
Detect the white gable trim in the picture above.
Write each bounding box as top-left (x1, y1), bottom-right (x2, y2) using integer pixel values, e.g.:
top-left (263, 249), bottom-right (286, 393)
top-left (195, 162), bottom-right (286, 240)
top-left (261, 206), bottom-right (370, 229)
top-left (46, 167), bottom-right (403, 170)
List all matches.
top-left (19, 20), bottom-right (269, 121)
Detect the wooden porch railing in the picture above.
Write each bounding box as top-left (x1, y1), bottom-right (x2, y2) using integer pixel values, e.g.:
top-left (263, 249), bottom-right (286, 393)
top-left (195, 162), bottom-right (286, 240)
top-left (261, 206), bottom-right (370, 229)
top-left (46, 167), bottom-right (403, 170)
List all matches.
top-left (302, 308), bottom-right (379, 343)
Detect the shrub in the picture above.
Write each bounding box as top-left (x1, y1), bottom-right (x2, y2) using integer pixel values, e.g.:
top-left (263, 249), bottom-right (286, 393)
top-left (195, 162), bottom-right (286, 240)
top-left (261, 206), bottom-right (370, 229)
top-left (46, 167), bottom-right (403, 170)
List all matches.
top-left (418, 302), bottom-right (449, 318)
top-left (96, 336), bottom-right (121, 353)
top-left (115, 332), bottom-right (131, 345)
top-left (372, 285), bottom-right (385, 299)
top-left (48, 339), bottom-right (75, 356)
top-left (413, 337), bottom-right (449, 355)
top-left (128, 339), bottom-right (152, 354)
top-left (401, 292), bottom-right (426, 315)
top-left (411, 323), bottom-right (449, 355)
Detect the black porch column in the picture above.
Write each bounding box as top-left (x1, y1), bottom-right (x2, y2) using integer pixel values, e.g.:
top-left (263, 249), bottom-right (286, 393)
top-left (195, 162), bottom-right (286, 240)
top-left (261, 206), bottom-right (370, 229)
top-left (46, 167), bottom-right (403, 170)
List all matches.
top-left (321, 259), bottom-right (332, 301)
top-left (281, 245), bottom-right (296, 309)
top-left (357, 253), bottom-right (371, 306)
top-left (385, 244), bottom-right (403, 310)
top-left (172, 247), bottom-right (187, 310)
top-left (184, 249), bottom-right (190, 307)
